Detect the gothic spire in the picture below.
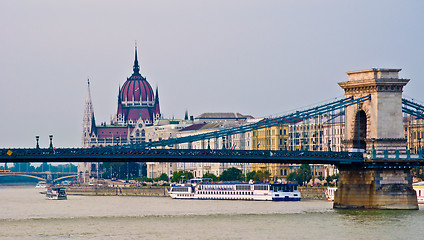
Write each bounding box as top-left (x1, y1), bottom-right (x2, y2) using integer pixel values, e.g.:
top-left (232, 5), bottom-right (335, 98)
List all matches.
top-left (82, 78), bottom-right (96, 147)
top-left (133, 44), bottom-right (140, 75)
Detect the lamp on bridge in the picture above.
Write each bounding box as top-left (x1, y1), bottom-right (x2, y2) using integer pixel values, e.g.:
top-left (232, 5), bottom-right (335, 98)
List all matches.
top-left (130, 136), bottom-right (134, 145)
top-left (35, 136), bottom-right (40, 149)
top-left (372, 138), bottom-right (376, 159)
top-left (418, 138), bottom-right (422, 157)
top-left (328, 140), bottom-right (331, 152)
top-left (49, 135), bottom-right (53, 149)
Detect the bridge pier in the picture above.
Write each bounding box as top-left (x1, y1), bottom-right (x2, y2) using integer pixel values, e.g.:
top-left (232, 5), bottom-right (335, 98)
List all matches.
top-left (334, 168), bottom-right (418, 210)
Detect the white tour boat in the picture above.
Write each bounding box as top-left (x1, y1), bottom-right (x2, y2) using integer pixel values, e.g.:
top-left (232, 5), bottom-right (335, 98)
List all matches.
top-left (413, 182), bottom-right (424, 204)
top-left (46, 187), bottom-right (67, 200)
top-left (36, 181), bottom-right (47, 194)
top-left (168, 179), bottom-right (301, 201)
top-left (35, 181), bottom-right (46, 189)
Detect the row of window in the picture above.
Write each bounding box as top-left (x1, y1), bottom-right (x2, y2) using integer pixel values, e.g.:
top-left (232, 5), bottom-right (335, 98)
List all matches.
top-left (198, 191), bottom-right (253, 195)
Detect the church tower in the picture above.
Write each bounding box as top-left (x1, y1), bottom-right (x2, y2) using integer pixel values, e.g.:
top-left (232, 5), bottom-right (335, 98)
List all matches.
top-left (82, 79), bottom-right (96, 148)
top-left (80, 79), bottom-right (97, 183)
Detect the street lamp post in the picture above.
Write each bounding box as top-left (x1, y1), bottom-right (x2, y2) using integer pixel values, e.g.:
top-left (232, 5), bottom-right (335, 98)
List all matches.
top-left (49, 135), bottom-right (53, 149)
top-left (328, 139), bottom-right (331, 152)
top-left (35, 136), bottom-right (40, 149)
top-left (372, 138), bottom-right (376, 158)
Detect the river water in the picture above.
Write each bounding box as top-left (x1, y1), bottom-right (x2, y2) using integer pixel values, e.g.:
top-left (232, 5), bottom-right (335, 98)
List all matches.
top-left (0, 187), bottom-right (423, 240)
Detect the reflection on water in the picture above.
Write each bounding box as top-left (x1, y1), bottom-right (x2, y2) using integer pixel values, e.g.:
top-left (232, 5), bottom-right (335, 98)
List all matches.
top-left (0, 187), bottom-right (423, 240)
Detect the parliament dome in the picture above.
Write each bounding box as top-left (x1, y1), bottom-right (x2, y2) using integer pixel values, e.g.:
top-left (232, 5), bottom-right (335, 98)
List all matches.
top-left (119, 48), bottom-right (154, 103)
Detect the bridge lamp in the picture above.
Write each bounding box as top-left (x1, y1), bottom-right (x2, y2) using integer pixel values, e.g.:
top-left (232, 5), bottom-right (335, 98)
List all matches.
top-left (35, 136), bottom-right (40, 149)
top-left (130, 136), bottom-right (134, 145)
top-left (49, 135), bottom-right (53, 149)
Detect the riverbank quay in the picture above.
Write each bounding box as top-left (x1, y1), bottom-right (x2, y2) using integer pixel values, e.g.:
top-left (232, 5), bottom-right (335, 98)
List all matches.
top-left (66, 185), bottom-right (326, 199)
top-left (299, 186), bottom-right (326, 200)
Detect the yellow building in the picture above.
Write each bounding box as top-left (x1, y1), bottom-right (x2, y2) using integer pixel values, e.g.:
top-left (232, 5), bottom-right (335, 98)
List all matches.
top-left (251, 124), bottom-right (291, 180)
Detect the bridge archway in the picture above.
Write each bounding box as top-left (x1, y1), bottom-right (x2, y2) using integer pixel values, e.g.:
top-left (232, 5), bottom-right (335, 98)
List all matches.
top-left (53, 175), bottom-right (78, 182)
top-left (353, 110), bottom-right (368, 151)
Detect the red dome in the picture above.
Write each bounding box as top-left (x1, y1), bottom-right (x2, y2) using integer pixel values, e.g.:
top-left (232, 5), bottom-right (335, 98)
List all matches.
top-left (116, 47), bottom-right (161, 124)
top-left (120, 74), bottom-right (154, 102)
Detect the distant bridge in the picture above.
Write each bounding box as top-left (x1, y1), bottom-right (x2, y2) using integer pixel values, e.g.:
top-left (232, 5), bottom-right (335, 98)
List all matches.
top-left (0, 171), bottom-right (77, 182)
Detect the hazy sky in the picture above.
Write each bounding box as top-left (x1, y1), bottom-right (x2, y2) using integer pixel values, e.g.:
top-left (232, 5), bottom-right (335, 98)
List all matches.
top-left (1, 0), bottom-right (423, 148)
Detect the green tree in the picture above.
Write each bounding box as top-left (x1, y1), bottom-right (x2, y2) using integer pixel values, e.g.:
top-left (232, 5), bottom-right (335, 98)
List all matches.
top-left (325, 173), bottom-right (339, 186)
top-left (171, 171), bottom-right (194, 183)
top-left (202, 173), bottom-right (218, 182)
top-left (297, 164), bottom-right (312, 186)
top-left (219, 167), bottom-right (243, 181)
top-left (252, 170), bottom-right (271, 182)
top-left (287, 172), bottom-right (298, 182)
top-left (286, 164), bottom-right (312, 186)
top-left (245, 171), bottom-right (256, 181)
top-left (156, 173), bottom-right (169, 182)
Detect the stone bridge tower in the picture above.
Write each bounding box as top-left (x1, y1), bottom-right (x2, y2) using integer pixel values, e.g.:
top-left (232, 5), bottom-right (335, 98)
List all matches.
top-left (335, 68), bottom-right (417, 210)
top-left (338, 68), bottom-right (409, 154)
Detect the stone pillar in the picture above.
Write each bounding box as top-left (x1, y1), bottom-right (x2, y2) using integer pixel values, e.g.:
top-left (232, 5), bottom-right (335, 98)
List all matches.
top-left (338, 68), bottom-right (409, 154)
top-left (335, 68), bottom-right (417, 210)
top-left (334, 168), bottom-right (418, 210)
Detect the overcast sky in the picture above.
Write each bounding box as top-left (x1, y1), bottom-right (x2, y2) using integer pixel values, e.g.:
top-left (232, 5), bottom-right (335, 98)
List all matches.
top-left (0, 0), bottom-right (423, 148)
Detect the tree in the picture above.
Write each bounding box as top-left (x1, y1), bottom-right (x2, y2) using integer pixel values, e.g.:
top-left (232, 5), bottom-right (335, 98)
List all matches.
top-left (245, 171), bottom-right (256, 181)
top-left (171, 171), bottom-right (194, 183)
top-left (156, 173), bottom-right (169, 182)
top-left (202, 173), bottom-right (218, 182)
top-left (286, 164), bottom-right (312, 186)
top-left (325, 173), bottom-right (339, 186)
top-left (219, 167), bottom-right (243, 181)
top-left (287, 172), bottom-right (298, 182)
top-left (297, 164), bottom-right (312, 186)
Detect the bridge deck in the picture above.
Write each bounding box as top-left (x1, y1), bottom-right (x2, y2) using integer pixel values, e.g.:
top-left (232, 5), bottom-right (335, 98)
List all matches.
top-left (1, 148), bottom-right (423, 168)
top-left (1, 148), bottom-right (364, 165)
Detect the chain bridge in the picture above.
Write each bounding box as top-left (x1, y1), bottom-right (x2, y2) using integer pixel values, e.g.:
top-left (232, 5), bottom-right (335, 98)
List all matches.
top-left (2, 68), bottom-right (424, 209)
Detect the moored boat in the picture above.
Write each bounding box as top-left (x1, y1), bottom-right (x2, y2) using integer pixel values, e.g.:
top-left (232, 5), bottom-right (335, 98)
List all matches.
top-left (413, 182), bottom-right (424, 204)
top-left (325, 187), bottom-right (337, 201)
top-left (168, 179), bottom-right (300, 201)
top-left (36, 181), bottom-right (47, 194)
top-left (46, 187), bottom-right (67, 200)
top-left (35, 181), bottom-right (46, 189)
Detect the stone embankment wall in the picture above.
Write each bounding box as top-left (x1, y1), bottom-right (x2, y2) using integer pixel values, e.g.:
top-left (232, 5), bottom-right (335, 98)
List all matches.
top-left (298, 186), bottom-right (326, 200)
top-left (66, 186), bottom-right (169, 197)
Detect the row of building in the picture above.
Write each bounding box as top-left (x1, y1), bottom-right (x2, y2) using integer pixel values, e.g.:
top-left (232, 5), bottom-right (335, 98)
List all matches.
top-left (79, 48), bottom-right (424, 183)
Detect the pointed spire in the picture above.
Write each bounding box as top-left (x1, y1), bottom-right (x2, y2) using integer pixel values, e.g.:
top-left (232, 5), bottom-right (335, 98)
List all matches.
top-left (133, 43), bottom-right (140, 76)
top-left (82, 78), bottom-right (96, 147)
top-left (184, 110), bottom-right (189, 120)
top-left (118, 84), bottom-right (122, 103)
top-left (155, 86), bottom-right (159, 103)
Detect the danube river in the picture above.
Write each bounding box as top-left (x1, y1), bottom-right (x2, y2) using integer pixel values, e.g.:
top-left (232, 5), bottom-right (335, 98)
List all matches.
top-left (0, 187), bottom-right (423, 239)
